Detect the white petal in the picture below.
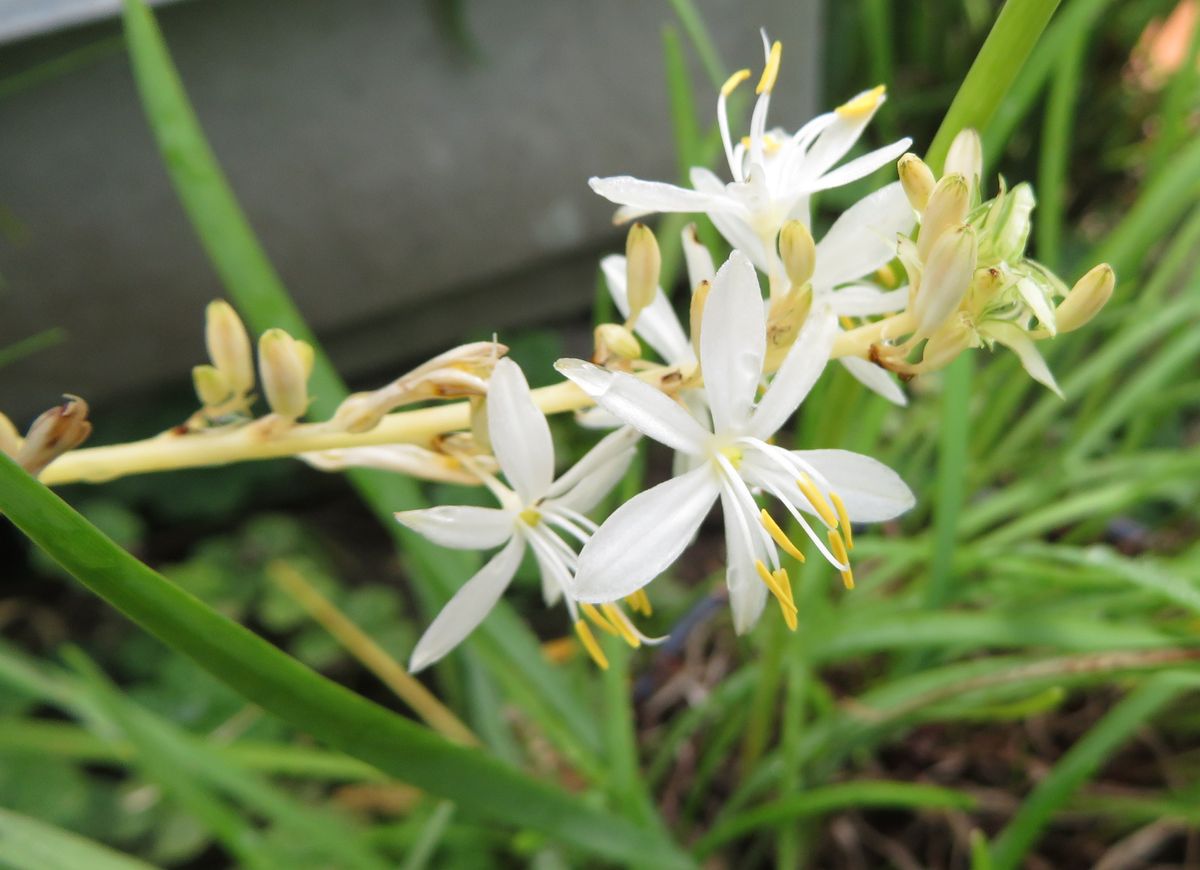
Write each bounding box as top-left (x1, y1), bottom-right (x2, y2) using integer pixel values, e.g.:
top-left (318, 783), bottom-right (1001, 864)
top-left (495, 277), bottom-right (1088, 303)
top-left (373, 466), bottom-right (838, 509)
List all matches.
top-left (838, 356), bottom-right (908, 406)
top-left (828, 285), bottom-right (909, 317)
top-left (750, 307), bottom-right (837, 439)
top-left (302, 444), bottom-right (481, 485)
top-left (571, 466), bottom-right (718, 603)
top-left (807, 138), bottom-right (912, 193)
top-left (1016, 276), bottom-right (1057, 335)
top-left (408, 536), bottom-right (524, 672)
top-left (719, 484), bottom-right (770, 634)
top-left (812, 182), bottom-right (914, 291)
top-left (488, 358), bottom-right (554, 503)
top-left (792, 448), bottom-right (916, 522)
top-left (702, 251), bottom-right (767, 434)
top-left (589, 175), bottom-right (733, 216)
top-left (546, 425), bottom-right (640, 501)
top-left (555, 359), bottom-right (710, 454)
top-left (549, 447), bottom-right (636, 515)
top-left (682, 224), bottom-right (716, 287)
top-left (600, 255), bottom-right (694, 365)
top-left (575, 405), bottom-right (622, 430)
top-left (395, 505), bottom-right (515, 551)
top-left (792, 103), bottom-right (881, 185)
top-left (980, 321), bottom-right (1063, 398)
top-left (690, 168), bottom-right (773, 270)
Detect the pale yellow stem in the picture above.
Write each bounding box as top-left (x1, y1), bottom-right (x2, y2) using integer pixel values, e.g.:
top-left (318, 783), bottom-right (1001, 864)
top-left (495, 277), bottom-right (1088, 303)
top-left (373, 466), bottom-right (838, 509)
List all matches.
top-left (265, 559), bottom-right (479, 747)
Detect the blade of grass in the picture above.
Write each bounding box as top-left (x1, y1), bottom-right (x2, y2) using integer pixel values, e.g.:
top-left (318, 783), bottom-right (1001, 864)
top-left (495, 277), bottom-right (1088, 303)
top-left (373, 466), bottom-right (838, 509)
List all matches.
top-left (1034, 23), bottom-right (1086, 269)
top-left (0, 327), bottom-right (67, 370)
top-left (0, 454), bottom-right (693, 869)
top-left (0, 807), bottom-right (157, 870)
top-left (664, 0), bottom-right (726, 90)
top-left (989, 673), bottom-right (1200, 870)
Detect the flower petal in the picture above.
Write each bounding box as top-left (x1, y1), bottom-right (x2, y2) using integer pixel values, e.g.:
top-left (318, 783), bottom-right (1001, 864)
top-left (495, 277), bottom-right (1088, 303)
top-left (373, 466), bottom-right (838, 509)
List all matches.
top-left (719, 484), bottom-right (769, 634)
top-left (980, 321), bottom-right (1063, 398)
top-left (408, 535), bottom-right (525, 672)
top-left (828, 285), bottom-right (909, 317)
top-left (812, 182), bottom-right (914, 291)
top-left (750, 307), bottom-right (837, 439)
top-left (807, 138), bottom-right (912, 193)
top-left (690, 168), bottom-right (773, 270)
top-left (600, 255), bottom-right (694, 365)
top-left (571, 465), bottom-right (718, 603)
top-left (487, 358), bottom-right (554, 503)
top-left (589, 175), bottom-right (733, 215)
top-left (838, 356), bottom-right (908, 406)
top-left (546, 425), bottom-right (640, 502)
top-left (682, 224), bottom-right (716, 288)
top-left (701, 250), bottom-right (768, 434)
top-left (555, 359), bottom-right (710, 454)
top-left (395, 505), bottom-right (515, 551)
top-left (792, 448), bottom-right (916, 522)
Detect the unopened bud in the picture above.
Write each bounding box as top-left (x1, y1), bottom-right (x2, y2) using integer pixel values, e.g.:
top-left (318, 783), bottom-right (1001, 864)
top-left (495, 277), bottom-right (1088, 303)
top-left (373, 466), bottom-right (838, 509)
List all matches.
top-left (917, 173), bottom-right (970, 261)
top-left (331, 392), bottom-right (385, 433)
top-left (17, 395), bottom-right (92, 476)
top-left (897, 153), bottom-right (935, 212)
top-left (594, 323), bottom-right (642, 361)
top-left (944, 129), bottom-right (983, 196)
top-left (0, 412), bottom-right (21, 457)
top-left (767, 284), bottom-right (812, 349)
top-left (205, 301), bottom-right (254, 396)
top-left (912, 224), bottom-right (977, 338)
top-left (192, 365), bottom-right (233, 408)
top-left (469, 396), bottom-right (491, 454)
top-left (624, 223), bottom-right (661, 325)
top-left (920, 320), bottom-right (975, 372)
top-left (258, 329), bottom-right (311, 420)
top-left (778, 220), bottom-right (815, 288)
top-left (689, 279), bottom-right (711, 363)
top-left (992, 182), bottom-right (1036, 263)
top-left (1056, 264), bottom-right (1115, 334)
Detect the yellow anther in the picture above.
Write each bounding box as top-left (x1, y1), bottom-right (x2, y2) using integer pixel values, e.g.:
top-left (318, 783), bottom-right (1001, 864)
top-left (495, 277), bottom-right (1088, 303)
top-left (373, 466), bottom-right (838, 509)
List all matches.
top-left (740, 134), bottom-right (783, 155)
top-left (518, 507), bottom-right (541, 526)
top-left (574, 620), bottom-right (610, 670)
top-left (760, 509), bottom-right (806, 562)
top-left (755, 560), bottom-right (797, 628)
top-left (839, 315), bottom-right (856, 331)
top-left (830, 492), bottom-right (852, 550)
top-left (773, 569), bottom-right (796, 609)
top-left (581, 603), bottom-right (619, 636)
top-left (797, 473), bottom-right (839, 529)
top-left (827, 529), bottom-right (854, 589)
top-left (756, 41), bottom-right (783, 94)
top-left (624, 589), bottom-right (652, 617)
top-left (719, 445), bottom-right (744, 468)
top-left (721, 68), bottom-right (752, 98)
top-left (836, 84), bottom-right (886, 118)
top-left (602, 603), bottom-right (641, 648)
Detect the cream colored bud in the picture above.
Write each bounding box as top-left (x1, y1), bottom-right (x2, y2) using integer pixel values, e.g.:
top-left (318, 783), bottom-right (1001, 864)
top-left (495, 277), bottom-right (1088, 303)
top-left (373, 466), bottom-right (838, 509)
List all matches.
top-left (917, 173), bottom-right (970, 261)
top-left (920, 320), bottom-right (975, 372)
top-left (258, 329), bottom-right (311, 420)
top-left (897, 153), bottom-right (935, 213)
top-left (778, 220), bottom-right (816, 288)
top-left (331, 392), bottom-right (386, 433)
top-left (595, 323), bottom-right (642, 361)
top-left (912, 224), bottom-right (977, 338)
top-left (689, 279), bottom-right (711, 363)
top-left (1055, 264), bottom-right (1115, 334)
top-left (192, 365), bottom-right (233, 408)
top-left (469, 396), bottom-right (491, 454)
top-left (624, 223), bottom-right (661, 325)
top-left (944, 129), bottom-right (983, 195)
top-left (205, 301), bottom-right (254, 395)
top-left (0, 412), bottom-right (21, 458)
top-left (17, 395), bottom-right (92, 476)
top-left (767, 284), bottom-right (812, 349)
top-left (993, 182), bottom-right (1036, 262)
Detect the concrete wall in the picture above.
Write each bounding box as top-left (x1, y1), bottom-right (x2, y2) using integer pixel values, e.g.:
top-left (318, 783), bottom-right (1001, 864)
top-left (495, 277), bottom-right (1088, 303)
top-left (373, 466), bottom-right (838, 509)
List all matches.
top-left (0, 0), bottom-right (820, 422)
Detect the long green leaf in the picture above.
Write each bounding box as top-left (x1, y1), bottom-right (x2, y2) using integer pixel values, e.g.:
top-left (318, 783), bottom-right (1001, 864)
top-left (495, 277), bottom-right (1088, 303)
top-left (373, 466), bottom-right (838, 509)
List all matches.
top-left (0, 807), bottom-right (156, 870)
top-left (0, 454), bottom-right (691, 869)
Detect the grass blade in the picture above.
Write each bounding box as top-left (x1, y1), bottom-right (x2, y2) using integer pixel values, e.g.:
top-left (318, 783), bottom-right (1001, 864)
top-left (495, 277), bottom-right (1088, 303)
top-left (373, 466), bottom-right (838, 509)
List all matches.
top-left (0, 807), bottom-right (157, 870)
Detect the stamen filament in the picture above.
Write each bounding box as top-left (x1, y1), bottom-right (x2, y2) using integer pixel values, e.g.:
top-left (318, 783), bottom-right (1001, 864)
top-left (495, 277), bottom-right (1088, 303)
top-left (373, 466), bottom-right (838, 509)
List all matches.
top-left (830, 491), bottom-right (853, 549)
top-left (760, 508), bottom-right (806, 562)
top-left (581, 602), bottom-right (619, 636)
top-left (574, 620), bottom-right (610, 670)
top-left (797, 473), bottom-right (839, 529)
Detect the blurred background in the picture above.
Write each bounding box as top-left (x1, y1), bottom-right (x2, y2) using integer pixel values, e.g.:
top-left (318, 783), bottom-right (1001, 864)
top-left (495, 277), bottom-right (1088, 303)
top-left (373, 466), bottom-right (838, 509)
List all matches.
top-left (2, 0), bottom-right (1199, 867)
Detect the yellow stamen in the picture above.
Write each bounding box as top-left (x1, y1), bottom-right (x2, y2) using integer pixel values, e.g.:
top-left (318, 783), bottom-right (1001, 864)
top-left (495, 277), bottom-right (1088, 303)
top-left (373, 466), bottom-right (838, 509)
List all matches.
top-left (830, 492), bottom-right (853, 550)
top-left (839, 315), bottom-right (856, 331)
top-left (774, 570), bottom-right (798, 630)
top-left (773, 568), bottom-right (796, 610)
top-left (836, 84), bottom-right (886, 118)
top-left (797, 473), bottom-right (839, 529)
top-left (827, 529), bottom-right (855, 589)
top-left (740, 133), bottom-right (783, 155)
top-left (721, 68), bottom-right (752, 98)
top-left (760, 509), bottom-right (806, 562)
top-left (581, 603), bottom-right (619, 636)
top-left (518, 507), bottom-right (541, 526)
top-left (574, 620), bottom-right (609, 670)
top-left (756, 41), bottom-right (783, 95)
top-left (602, 603), bottom-right (641, 648)
top-left (755, 560), bottom-right (798, 629)
top-left (624, 589), bottom-right (652, 616)
top-left (719, 445), bottom-right (744, 468)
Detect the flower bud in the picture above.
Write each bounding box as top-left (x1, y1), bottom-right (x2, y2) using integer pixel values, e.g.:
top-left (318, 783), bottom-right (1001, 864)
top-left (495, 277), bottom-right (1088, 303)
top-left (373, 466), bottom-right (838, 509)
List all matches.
top-left (1055, 263), bottom-right (1115, 334)
top-left (689, 279), bottom-right (711, 363)
top-left (778, 220), bottom-right (815, 288)
top-left (205, 301), bottom-right (254, 396)
top-left (897, 153), bottom-right (935, 213)
top-left (0, 412), bottom-right (21, 457)
top-left (192, 365), bottom-right (233, 408)
top-left (258, 329), bottom-right (311, 420)
top-left (992, 182), bottom-right (1036, 263)
top-left (624, 223), bottom-right (661, 326)
top-left (920, 319), bottom-right (975, 372)
top-left (917, 173), bottom-right (970, 261)
top-left (17, 395), bottom-right (92, 476)
top-left (912, 224), bottom-right (977, 338)
top-left (594, 323), bottom-right (642, 361)
top-left (767, 284), bottom-right (812, 349)
top-left (944, 129), bottom-right (983, 196)
top-left (469, 395), bottom-right (491, 454)
top-left (331, 392), bottom-right (386, 433)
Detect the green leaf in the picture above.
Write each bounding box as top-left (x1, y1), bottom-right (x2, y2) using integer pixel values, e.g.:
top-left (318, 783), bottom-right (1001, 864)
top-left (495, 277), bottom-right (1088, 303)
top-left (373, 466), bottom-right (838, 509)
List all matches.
top-left (0, 806), bottom-right (156, 870)
top-left (0, 454), bottom-right (693, 869)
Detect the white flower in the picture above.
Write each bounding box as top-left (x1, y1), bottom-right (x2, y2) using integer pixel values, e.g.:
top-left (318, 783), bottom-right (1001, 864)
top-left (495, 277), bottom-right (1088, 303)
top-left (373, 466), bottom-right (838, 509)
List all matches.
top-left (589, 34), bottom-right (911, 276)
top-left (397, 358), bottom-right (641, 672)
top-left (556, 251), bottom-right (914, 633)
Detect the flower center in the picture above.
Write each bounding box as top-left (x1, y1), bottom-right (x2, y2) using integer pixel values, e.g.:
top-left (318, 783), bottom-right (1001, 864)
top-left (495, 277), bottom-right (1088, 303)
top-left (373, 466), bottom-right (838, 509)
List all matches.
top-left (718, 444), bottom-right (744, 469)
top-left (518, 507), bottom-right (542, 527)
